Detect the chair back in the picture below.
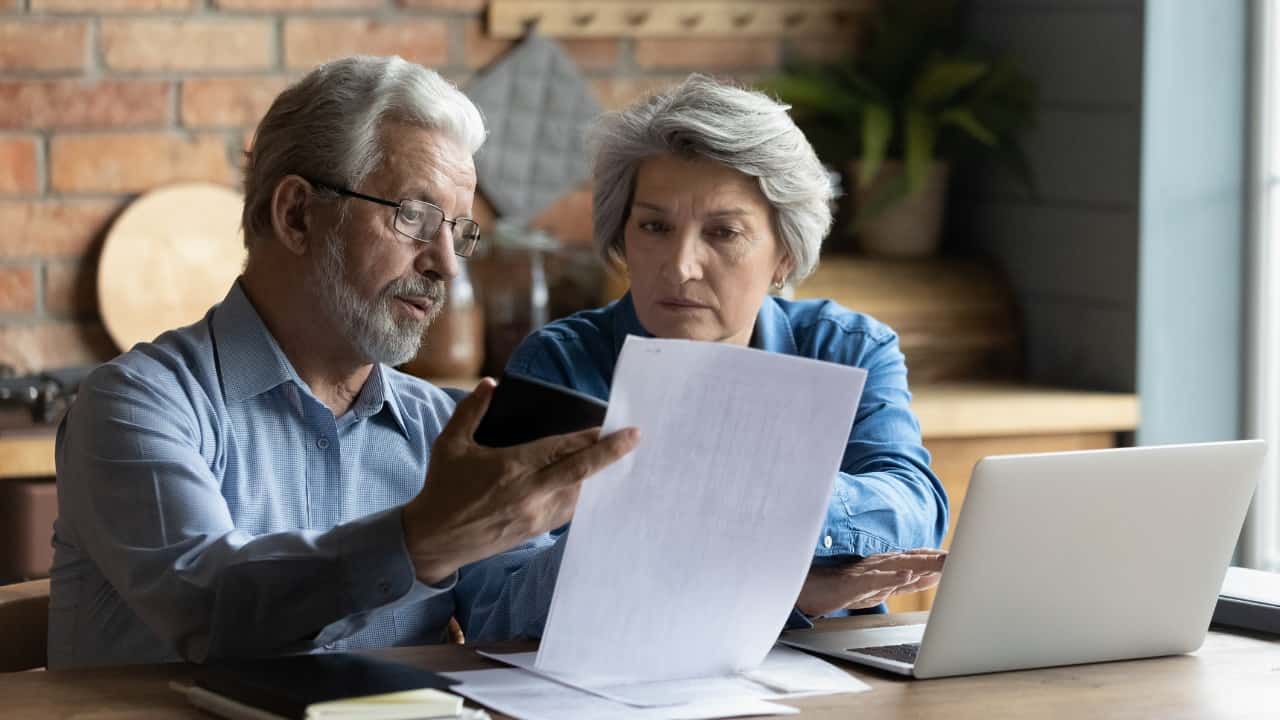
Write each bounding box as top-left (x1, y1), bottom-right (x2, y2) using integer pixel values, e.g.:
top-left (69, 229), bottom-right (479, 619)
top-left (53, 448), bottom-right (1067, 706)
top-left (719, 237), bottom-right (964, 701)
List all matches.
top-left (0, 578), bottom-right (49, 671)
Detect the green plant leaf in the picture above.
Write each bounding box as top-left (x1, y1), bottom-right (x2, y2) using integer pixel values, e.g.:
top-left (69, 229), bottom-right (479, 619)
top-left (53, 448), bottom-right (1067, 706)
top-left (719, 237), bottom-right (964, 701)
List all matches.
top-left (858, 102), bottom-right (893, 188)
top-left (904, 109), bottom-right (936, 195)
top-left (760, 73), bottom-right (863, 117)
top-left (939, 107), bottom-right (997, 145)
top-left (912, 60), bottom-right (989, 105)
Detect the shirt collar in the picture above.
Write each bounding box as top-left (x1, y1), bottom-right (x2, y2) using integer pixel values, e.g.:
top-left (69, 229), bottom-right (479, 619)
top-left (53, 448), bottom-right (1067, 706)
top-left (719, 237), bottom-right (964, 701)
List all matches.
top-left (211, 280), bottom-right (411, 438)
top-left (610, 293), bottom-right (652, 358)
top-left (611, 292), bottom-right (798, 356)
top-left (360, 363), bottom-right (410, 437)
top-left (750, 295), bottom-right (799, 355)
top-left (213, 280), bottom-right (302, 403)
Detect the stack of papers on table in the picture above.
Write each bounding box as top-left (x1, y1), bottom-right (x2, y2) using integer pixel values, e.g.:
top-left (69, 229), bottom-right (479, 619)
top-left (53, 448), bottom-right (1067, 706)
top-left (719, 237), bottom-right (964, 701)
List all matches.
top-left (444, 646), bottom-right (869, 720)
top-left (449, 337), bottom-right (871, 719)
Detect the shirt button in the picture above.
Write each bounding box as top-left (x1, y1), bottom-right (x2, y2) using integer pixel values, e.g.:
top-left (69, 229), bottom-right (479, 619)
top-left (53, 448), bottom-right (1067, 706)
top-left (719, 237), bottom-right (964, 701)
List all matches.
top-left (377, 578), bottom-right (392, 594)
top-left (823, 535), bottom-right (833, 549)
top-left (316, 437), bottom-right (329, 450)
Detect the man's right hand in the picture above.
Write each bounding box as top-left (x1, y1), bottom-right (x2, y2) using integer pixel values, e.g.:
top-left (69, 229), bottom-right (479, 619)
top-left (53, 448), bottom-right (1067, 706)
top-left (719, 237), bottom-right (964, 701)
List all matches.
top-left (401, 378), bottom-right (639, 584)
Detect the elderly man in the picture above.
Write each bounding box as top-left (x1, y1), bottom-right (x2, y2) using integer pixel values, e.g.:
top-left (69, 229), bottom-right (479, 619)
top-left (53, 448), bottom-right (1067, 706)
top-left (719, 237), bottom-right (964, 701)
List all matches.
top-left (47, 55), bottom-right (638, 669)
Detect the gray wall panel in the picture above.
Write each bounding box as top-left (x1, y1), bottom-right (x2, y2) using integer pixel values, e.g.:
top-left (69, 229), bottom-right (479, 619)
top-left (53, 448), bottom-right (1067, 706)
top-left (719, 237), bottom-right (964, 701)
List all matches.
top-left (964, 1), bottom-right (1144, 393)
top-left (972, 202), bottom-right (1138, 306)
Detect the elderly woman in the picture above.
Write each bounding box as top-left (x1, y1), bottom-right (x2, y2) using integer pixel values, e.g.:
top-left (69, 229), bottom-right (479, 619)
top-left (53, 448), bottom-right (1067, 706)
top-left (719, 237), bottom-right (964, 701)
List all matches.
top-left (456, 75), bottom-right (947, 639)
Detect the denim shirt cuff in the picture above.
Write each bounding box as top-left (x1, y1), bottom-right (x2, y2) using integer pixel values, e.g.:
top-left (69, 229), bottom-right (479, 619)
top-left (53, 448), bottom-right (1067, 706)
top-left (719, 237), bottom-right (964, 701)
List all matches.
top-left (812, 482), bottom-right (900, 559)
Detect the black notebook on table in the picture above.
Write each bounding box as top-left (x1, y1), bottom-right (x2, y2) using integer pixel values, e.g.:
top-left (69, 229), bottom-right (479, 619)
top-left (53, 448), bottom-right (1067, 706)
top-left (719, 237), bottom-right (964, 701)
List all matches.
top-left (191, 653), bottom-right (460, 720)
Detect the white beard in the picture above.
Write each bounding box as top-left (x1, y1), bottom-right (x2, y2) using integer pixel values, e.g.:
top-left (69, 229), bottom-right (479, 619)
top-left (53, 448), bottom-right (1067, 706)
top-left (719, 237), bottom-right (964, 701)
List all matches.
top-left (312, 228), bottom-right (445, 367)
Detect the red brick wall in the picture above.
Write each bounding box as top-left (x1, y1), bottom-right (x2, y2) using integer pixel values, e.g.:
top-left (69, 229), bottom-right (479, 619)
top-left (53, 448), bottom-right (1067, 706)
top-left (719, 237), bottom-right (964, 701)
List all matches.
top-left (0, 0), bottom-right (853, 373)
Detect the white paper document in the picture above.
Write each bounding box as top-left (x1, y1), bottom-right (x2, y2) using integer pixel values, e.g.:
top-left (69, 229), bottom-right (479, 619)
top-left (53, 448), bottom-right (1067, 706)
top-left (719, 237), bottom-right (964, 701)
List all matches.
top-left (535, 335), bottom-right (867, 684)
top-left (444, 668), bottom-right (799, 720)
top-left (483, 645), bottom-right (870, 708)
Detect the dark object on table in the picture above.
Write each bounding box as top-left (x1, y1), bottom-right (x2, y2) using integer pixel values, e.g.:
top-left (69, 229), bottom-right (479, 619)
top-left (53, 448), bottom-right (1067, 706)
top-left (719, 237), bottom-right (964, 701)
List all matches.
top-left (195, 653), bottom-right (458, 720)
top-left (1212, 566), bottom-right (1280, 636)
top-left (473, 372), bottom-right (607, 448)
top-left (0, 364), bottom-right (97, 425)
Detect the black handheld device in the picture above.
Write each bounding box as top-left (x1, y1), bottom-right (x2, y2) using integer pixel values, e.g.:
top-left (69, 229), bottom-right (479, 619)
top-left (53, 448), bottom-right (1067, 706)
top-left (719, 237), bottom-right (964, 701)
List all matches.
top-left (472, 372), bottom-right (609, 448)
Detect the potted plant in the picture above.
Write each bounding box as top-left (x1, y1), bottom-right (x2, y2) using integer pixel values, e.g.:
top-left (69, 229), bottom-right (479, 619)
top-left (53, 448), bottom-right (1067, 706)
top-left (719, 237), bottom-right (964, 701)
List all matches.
top-left (762, 0), bottom-right (1036, 258)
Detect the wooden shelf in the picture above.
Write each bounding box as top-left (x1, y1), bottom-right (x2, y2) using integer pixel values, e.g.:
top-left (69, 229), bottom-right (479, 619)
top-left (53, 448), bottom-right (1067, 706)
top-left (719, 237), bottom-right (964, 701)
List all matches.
top-left (0, 383), bottom-right (1138, 480)
top-left (912, 383), bottom-right (1139, 440)
top-left (489, 0), bottom-right (871, 38)
top-left (0, 432), bottom-right (57, 481)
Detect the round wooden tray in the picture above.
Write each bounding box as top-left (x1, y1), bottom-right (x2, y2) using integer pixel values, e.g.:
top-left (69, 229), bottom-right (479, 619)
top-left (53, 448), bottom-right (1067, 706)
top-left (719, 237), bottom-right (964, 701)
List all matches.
top-left (97, 183), bottom-right (246, 351)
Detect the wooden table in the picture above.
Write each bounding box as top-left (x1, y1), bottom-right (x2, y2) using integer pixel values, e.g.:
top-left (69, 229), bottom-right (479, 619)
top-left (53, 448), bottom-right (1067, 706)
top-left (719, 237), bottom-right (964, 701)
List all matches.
top-left (3, 613), bottom-right (1276, 719)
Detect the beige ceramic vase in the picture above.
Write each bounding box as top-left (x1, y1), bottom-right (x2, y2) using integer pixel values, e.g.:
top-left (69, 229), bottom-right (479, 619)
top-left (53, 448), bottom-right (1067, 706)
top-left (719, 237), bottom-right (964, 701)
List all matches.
top-left (852, 159), bottom-right (950, 258)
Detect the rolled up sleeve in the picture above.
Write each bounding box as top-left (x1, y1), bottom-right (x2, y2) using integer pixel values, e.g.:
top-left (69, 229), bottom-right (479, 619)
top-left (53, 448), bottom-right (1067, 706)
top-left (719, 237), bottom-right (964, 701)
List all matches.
top-left (813, 333), bottom-right (949, 561)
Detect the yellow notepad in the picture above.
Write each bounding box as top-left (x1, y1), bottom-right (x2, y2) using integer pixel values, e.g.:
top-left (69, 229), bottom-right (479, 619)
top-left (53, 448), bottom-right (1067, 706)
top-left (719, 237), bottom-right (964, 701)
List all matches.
top-left (304, 688), bottom-right (463, 720)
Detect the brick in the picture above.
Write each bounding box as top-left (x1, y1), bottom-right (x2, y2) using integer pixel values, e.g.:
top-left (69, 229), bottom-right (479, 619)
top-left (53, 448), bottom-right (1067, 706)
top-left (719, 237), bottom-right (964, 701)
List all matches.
top-left (43, 258), bottom-right (96, 316)
top-left (31, 0), bottom-right (198, 10)
top-left (0, 137), bottom-right (38, 194)
top-left (102, 19), bottom-right (273, 71)
top-left (214, 0), bottom-right (381, 9)
top-left (0, 20), bottom-right (87, 72)
top-left (634, 37), bottom-right (781, 70)
top-left (463, 18), bottom-right (512, 69)
top-left (0, 200), bottom-right (120, 258)
top-left (0, 80), bottom-right (171, 131)
top-left (285, 18), bottom-right (448, 70)
top-left (182, 76), bottom-right (291, 128)
top-left (50, 132), bottom-right (234, 193)
top-left (590, 75), bottom-right (683, 111)
top-left (0, 264), bottom-right (37, 313)
top-left (0, 320), bottom-right (116, 373)
top-left (398, 0), bottom-right (486, 11)
top-left (464, 19), bottom-right (619, 70)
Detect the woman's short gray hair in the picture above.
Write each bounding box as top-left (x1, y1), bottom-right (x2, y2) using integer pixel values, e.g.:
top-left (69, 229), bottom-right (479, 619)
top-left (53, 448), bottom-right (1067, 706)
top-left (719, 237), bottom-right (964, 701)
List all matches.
top-left (242, 55), bottom-right (486, 245)
top-left (590, 74), bottom-right (833, 281)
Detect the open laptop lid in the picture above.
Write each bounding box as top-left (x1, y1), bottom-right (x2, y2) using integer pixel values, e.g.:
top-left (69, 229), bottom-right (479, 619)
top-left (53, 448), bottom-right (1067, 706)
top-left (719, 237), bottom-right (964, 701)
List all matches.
top-left (914, 440), bottom-right (1265, 679)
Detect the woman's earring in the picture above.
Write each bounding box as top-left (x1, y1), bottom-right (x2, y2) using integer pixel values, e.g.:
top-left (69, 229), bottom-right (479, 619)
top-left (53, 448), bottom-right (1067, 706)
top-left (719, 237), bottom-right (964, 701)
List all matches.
top-left (772, 279), bottom-right (785, 290)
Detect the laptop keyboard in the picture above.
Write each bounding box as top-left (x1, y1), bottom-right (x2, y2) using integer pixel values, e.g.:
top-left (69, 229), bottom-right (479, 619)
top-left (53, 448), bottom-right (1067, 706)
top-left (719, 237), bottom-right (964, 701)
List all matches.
top-left (848, 643), bottom-right (920, 664)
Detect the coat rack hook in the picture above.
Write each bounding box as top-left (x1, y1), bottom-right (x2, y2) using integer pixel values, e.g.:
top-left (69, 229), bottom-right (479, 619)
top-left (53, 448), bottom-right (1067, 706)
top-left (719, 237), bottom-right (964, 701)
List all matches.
top-left (680, 13), bottom-right (704, 29)
top-left (731, 12), bottom-right (755, 29)
top-left (571, 11), bottom-right (597, 28)
top-left (624, 10), bottom-right (650, 28)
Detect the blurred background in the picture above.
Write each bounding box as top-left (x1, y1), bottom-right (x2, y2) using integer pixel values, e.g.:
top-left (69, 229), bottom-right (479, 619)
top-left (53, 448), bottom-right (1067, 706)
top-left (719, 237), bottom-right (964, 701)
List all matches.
top-left (0, 0), bottom-right (1275, 610)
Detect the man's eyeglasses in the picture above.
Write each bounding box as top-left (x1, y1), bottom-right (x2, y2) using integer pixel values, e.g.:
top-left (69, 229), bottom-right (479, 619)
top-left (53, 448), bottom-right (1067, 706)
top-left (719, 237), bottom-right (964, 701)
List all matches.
top-left (307, 178), bottom-right (481, 258)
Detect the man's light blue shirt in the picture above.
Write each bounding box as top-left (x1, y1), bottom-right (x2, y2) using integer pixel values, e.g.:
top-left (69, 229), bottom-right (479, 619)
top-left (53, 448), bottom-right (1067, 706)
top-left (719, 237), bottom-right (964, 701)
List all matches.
top-left (49, 282), bottom-right (521, 669)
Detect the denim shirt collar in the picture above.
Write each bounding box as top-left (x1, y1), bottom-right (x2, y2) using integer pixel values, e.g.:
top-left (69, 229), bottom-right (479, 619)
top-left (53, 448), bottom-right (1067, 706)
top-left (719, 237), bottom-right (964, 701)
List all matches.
top-left (212, 280), bottom-right (408, 436)
top-left (610, 291), bottom-right (798, 356)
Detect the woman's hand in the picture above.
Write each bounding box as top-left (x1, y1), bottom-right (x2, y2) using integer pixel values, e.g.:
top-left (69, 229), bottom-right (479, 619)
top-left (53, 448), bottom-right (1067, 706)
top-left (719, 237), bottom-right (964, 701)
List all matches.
top-left (795, 549), bottom-right (947, 616)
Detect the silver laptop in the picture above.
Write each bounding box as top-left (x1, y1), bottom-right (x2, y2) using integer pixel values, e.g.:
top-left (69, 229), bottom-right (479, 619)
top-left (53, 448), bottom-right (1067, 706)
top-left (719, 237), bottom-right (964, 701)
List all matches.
top-left (781, 440), bottom-right (1266, 679)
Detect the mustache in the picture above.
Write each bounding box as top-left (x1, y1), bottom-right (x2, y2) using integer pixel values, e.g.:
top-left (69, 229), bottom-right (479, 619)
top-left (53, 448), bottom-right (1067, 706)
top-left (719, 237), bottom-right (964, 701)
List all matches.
top-left (382, 274), bottom-right (446, 303)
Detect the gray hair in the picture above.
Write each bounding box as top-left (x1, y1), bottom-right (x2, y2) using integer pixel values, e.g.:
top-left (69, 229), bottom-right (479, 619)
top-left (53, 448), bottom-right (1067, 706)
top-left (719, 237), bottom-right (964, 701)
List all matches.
top-left (242, 55), bottom-right (486, 245)
top-left (589, 74), bottom-right (832, 282)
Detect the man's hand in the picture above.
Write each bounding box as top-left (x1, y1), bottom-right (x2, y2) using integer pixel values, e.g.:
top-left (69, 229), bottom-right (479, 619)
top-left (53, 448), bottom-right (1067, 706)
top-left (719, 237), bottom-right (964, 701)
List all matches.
top-left (401, 378), bottom-right (639, 584)
top-left (795, 549), bottom-right (947, 616)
